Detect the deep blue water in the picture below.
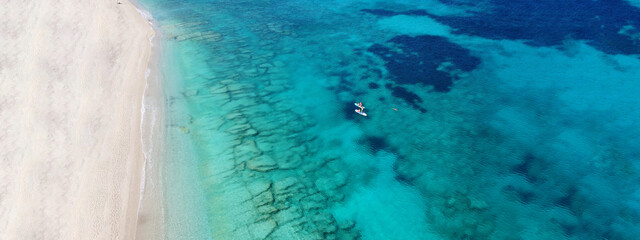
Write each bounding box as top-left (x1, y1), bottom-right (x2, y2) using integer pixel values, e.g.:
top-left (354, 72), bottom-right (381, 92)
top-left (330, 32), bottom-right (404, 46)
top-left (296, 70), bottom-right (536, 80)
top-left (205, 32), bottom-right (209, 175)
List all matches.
top-left (369, 35), bottom-right (480, 92)
top-left (138, 0), bottom-right (640, 239)
top-left (364, 0), bottom-right (640, 55)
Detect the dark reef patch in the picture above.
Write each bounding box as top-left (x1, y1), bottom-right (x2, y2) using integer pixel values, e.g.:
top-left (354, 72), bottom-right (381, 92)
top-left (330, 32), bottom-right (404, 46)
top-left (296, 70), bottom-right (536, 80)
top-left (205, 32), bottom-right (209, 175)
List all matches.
top-left (394, 174), bottom-right (412, 184)
top-left (368, 82), bottom-right (379, 89)
top-left (437, 0), bottom-right (477, 7)
top-left (503, 185), bottom-right (536, 204)
top-left (388, 85), bottom-right (427, 113)
top-left (555, 186), bottom-right (577, 211)
top-left (512, 153), bottom-right (541, 183)
top-left (430, 0), bottom-right (640, 55)
top-left (361, 8), bottom-right (428, 17)
top-left (360, 9), bottom-right (397, 17)
top-left (360, 135), bottom-right (390, 152)
top-left (368, 35), bottom-right (480, 92)
top-left (342, 103), bottom-right (358, 121)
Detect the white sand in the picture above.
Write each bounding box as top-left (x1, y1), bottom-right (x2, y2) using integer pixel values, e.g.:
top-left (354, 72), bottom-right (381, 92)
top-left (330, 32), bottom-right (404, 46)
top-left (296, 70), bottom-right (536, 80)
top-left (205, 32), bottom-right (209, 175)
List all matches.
top-left (0, 0), bottom-right (154, 239)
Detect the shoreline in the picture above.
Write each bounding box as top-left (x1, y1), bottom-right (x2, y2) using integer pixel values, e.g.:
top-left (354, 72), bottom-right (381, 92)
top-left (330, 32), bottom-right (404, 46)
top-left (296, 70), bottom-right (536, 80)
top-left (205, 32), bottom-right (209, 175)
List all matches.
top-left (130, 3), bottom-right (163, 240)
top-left (0, 0), bottom-right (154, 239)
top-left (135, 9), bottom-right (168, 238)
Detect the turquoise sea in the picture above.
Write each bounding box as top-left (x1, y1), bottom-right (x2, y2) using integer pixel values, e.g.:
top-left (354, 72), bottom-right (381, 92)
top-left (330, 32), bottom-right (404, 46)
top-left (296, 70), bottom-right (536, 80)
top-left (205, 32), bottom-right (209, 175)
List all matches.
top-left (137, 0), bottom-right (640, 239)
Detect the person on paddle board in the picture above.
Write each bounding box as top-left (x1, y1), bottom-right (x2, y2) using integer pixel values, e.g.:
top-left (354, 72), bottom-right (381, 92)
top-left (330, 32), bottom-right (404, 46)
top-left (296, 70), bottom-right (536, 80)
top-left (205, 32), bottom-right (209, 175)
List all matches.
top-left (354, 101), bottom-right (367, 116)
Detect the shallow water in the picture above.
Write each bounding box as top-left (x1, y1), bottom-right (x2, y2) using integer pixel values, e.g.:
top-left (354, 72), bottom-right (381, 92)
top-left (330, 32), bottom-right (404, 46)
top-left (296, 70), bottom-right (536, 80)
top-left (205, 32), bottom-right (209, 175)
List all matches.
top-left (138, 0), bottom-right (640, 239)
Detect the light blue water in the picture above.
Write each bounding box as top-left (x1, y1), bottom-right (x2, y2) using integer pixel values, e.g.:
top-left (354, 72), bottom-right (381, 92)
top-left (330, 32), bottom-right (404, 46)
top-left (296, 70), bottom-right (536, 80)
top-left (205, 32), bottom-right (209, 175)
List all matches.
top-left (138, 0), bottom-right (640, 239)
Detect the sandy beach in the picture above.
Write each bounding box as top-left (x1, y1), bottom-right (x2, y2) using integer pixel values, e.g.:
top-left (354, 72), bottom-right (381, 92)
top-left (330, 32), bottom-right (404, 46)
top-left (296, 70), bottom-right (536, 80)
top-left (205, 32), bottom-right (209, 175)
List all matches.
top-left (0, 0), bottom-right (154, 239)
